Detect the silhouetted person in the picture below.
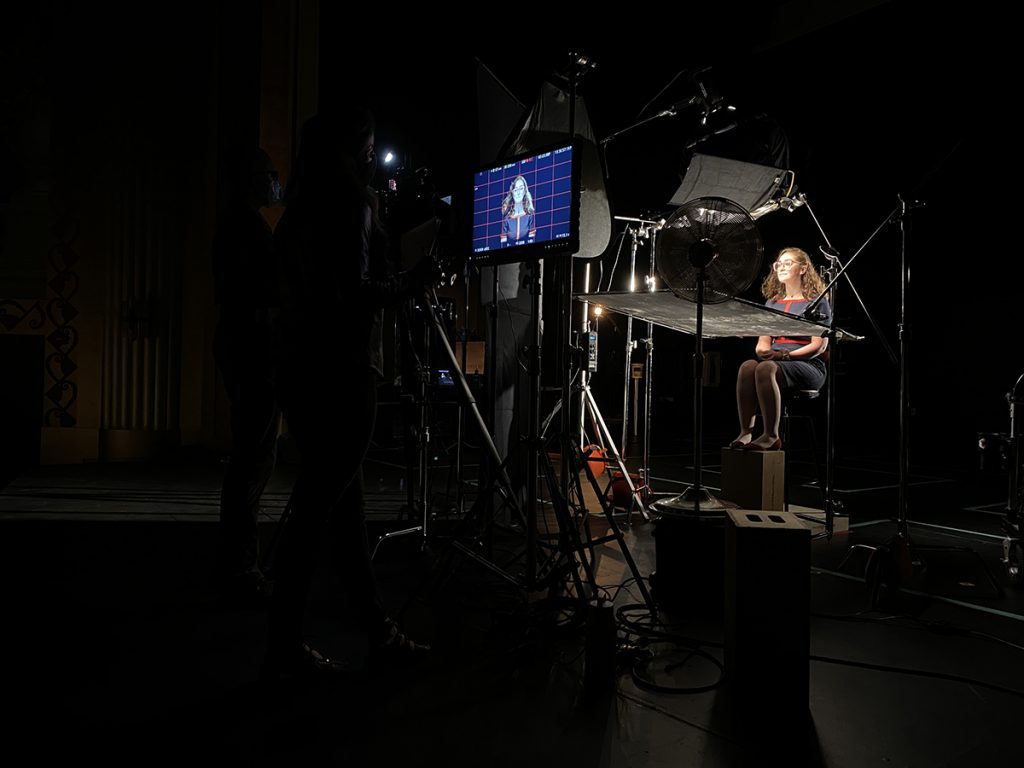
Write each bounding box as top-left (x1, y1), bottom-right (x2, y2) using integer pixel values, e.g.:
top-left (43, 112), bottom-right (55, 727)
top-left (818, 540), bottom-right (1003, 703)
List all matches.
top-left (264, 106), bottom-right (431, 679)
top-left (212, 146), bottom-right (282, 602)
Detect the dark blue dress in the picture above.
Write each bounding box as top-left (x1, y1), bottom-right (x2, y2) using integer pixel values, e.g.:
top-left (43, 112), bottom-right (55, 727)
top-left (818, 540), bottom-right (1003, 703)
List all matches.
top-left (501, 211), bottom-right (535, 244)
top-left (764, 296), bottom-right (831, 390)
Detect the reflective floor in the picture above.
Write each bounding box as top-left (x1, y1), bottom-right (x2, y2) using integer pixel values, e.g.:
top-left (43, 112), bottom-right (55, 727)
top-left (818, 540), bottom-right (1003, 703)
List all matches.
top-left (2, 450), bottom-right (1022, 767)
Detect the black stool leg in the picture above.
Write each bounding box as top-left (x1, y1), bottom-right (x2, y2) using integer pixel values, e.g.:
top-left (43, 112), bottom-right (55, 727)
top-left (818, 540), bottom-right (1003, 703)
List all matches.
top-left (805, 416), bottom-right (826, 509)
top-left (782, 407), bottom-right (791, 511)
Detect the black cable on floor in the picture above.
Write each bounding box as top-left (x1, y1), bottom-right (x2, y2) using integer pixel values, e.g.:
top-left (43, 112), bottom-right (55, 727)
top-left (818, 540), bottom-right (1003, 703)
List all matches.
top-left (812, 609), bottom-right (1024, 654)
top-left (630, 646), bottom-right (725, 695)
top-left (810, 654), bottom-right (1024, 699)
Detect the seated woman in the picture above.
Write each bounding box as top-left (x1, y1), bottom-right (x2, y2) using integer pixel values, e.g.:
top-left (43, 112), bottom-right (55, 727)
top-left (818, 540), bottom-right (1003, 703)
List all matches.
top-left (731, 247), bottom-right (831, 451)
top-left (499, 174), bottom-right (536, 245)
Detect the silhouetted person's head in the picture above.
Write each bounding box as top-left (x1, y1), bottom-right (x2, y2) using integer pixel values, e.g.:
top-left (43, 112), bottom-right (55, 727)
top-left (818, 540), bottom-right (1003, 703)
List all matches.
top-left (287, 106), bottom-right (376, 205)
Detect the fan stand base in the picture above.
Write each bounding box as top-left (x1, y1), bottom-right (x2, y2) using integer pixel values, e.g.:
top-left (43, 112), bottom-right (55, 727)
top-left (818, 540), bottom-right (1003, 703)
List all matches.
top-left (652, 486), bottom-right (737, 516)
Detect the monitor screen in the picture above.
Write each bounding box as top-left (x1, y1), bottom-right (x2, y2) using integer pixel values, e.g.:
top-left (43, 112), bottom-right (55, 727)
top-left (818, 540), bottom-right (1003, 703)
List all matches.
top-left (469, 141), bottom-right (579, 266)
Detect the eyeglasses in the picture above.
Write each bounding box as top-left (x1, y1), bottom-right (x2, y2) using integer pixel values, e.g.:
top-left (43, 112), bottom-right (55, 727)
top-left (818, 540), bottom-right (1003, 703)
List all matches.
top-left (773, 259), bottom-right (799, 270)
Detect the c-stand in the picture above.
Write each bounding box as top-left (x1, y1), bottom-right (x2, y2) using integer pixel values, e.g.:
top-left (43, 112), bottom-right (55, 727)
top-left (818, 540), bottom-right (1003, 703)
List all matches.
top-left (535, 52), bottom-right (655, 611)
top-left (372, 294), bottom-right (454, 558)
top-left (402, 51), bottom-right (656, 618)
top-left (411, 282), bottom-right (527, 585)
top-left (1002, 373), bottom-right (1023, 585)
top-left (537, 373), bottom-right (657, 610)
top-left (406, 279), bottom-right (618, 606)
top-left (783, 192), bottom-right (889, 537)
top-left (814, 193), bottom-right (996, 603)
top-left (611, 216), bottom-right (662, 514)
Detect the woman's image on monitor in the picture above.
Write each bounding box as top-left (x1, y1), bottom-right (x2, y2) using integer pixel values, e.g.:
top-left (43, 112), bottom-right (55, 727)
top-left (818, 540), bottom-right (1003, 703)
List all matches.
top-left (499, 174), bottom-right (536, 245)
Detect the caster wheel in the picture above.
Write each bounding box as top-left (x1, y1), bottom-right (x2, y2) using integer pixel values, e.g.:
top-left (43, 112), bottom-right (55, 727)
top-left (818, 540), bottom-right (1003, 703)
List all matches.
top-left (1004, 539), bottom-right (1024, 587)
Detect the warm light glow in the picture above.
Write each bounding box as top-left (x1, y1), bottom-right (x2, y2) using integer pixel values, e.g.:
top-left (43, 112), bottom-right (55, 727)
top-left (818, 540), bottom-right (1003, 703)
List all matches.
top-left (593, 306), bottom-right (603, 316)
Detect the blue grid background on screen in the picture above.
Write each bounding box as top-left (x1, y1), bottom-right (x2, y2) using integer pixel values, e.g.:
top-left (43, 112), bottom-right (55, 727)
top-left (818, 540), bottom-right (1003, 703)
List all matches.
top-left (472, 145), bottom-right (574, 253)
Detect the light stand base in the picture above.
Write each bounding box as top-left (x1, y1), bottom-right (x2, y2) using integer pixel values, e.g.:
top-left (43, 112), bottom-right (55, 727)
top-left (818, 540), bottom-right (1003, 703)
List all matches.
top-left (371, 524), bottom-right (424, 561)
top-left (652, 486), bottom-right (736, 515)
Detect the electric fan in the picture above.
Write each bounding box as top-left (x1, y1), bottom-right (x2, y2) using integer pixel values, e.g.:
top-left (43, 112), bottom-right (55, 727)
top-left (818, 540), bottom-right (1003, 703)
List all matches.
top-left (654, 196), bottom-right (763, 513)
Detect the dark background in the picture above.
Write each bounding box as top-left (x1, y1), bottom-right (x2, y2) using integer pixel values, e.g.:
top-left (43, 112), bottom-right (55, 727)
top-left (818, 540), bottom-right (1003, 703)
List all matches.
top-left (1, 1), bottom-right (1011, 498)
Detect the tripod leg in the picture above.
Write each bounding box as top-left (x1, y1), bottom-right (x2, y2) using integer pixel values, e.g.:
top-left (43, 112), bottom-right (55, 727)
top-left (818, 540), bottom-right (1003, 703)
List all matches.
top-left (576, 442), bottom-right (657, 613)
top-left (409, 288), bottom-right (527, 587)
top-left (534, 446), bottom-right (596, 603)
top-left (260, 498), bottom-right (292, 576)
top-left (424, 289), bottom-right (520, 514)
top-left (583, 386), bottom-right (650, 521)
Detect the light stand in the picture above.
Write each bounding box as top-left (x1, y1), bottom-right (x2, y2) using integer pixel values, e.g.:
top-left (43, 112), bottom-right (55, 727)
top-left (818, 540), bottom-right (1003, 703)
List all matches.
top-left (642, 223), bottom-right (658, 505)
top-left (848, 195), bottom-right (923, 595)
top-left (817, 246), bottom-right (842, 531)
top-left (896, 195), bottom-right (913, 542)
top-left (596, 93), bottom-right (721, 511)
top-left (371, 297), bottom-right (438, 558)
top-left (414, 303), bottom-right (432, 529)
top-left (611, 215), bottom-right (661, 512)
top-left (526, 259), bottom-right (542, 583)
top-left (424, 51), bottom-right (656, 614)
top-left (615, 218), bottom-right (644, 460)
top-left (486, 264), bottom-right (500, 540)
top-left (814, 194), bottom-right (992, 602)
top-left (448, 258), bottom-right (474, 519)
top-left (540, 310), bottom-right (650, 525)
top-left (1002, 373), bottom-right (1023, 585)
top-left (540, 51), bottom-right (584, 596)
top-left (400, 283), bottom-right (526, 584)
top-left (801, 193), bottom-right (902, 539)
top-left (797, 192), bottom-right (894, 538)
top-left (527, 50), bottom-right (653, 604)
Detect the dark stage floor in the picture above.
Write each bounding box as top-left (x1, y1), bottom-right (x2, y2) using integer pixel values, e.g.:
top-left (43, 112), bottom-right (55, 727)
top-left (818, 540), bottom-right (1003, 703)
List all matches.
top-left (2, 448), bottom-right (1023, 767)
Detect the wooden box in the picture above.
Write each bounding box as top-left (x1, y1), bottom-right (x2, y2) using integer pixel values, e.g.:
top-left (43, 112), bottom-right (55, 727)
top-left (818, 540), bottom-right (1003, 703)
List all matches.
top-left (724, 508), bottom-right (811, 761)
top-left (720, 447), bottom-right (785, 511)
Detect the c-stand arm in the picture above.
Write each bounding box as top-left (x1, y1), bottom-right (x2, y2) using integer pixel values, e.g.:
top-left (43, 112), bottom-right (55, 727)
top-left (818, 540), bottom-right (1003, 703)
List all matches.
top-left (801, 195), bottom-right (897, 367)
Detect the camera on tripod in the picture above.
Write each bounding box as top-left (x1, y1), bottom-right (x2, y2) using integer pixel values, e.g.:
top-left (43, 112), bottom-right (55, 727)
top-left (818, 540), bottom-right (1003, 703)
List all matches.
top-left (381, 166), bottom-right (436, 233)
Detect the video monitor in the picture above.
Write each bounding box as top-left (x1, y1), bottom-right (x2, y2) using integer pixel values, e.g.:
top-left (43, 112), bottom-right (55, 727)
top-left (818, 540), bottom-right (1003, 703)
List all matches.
top-left (469, 140), bottom-right (580, 266)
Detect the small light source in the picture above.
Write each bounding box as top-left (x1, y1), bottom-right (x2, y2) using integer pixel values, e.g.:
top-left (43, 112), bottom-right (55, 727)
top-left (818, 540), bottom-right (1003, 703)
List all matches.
top-left (593, 306), bottom-right (603, 317)
top-left (383, 151), bottom-right (395, 165)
